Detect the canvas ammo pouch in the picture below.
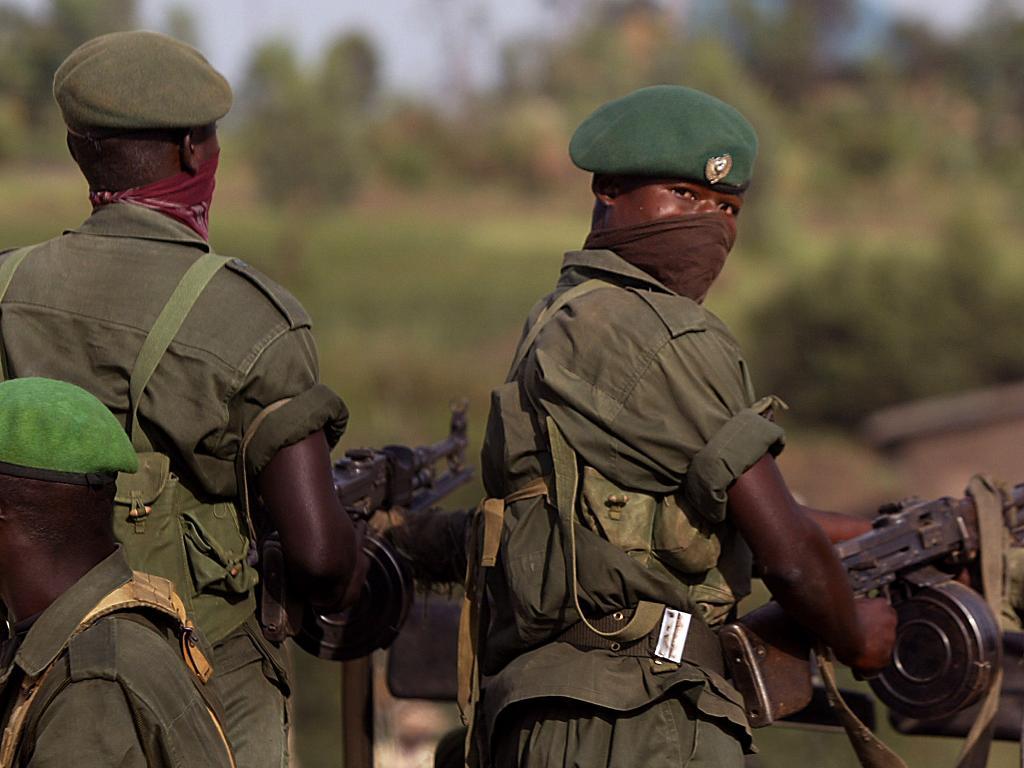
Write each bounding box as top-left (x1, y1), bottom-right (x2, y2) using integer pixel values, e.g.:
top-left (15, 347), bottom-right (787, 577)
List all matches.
top-left (579, 465), bottom-right (722, 575)
top-left (113, 454), bottom-right (257, 644)
top-left (111, 252), bottom-right (257, 644)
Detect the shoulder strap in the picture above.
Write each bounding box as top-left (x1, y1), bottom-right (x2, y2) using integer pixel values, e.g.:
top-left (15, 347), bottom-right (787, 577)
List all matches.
top-left (0, 246), bottom-right (40, 384)
top-left (127, 252), bottom-right (230, 448)
top-left (546, 415), bottom-right (664, 642)
top-left (506, 279), bottom-right (612, 381)
top-left (0, 663), bottom-right (58, 768)
top-left (81, 571), bottom-right (213, 684)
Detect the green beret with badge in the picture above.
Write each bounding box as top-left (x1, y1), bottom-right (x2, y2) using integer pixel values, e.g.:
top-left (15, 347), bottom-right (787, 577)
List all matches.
top-left (0, 377), bottom-right (138, 485)
top-left (569, 84), bottom-right (758, 193)
top-left (53, 30), bottom-right (232, 134)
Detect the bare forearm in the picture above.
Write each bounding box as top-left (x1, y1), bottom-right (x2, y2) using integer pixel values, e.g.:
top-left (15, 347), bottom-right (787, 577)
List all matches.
top-left (757, 512), bottom-right (863, 661)
top-left (257, 430), bottom-right (364, 612)
top-left (729, 456), bottom-right (864, 661)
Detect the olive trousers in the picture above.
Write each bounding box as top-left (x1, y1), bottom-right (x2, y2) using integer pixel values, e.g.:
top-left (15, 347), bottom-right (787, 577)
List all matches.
top-left (208, 620), bottom-right (290, 768)
top-left (492, 695), bottom-right (744, 768)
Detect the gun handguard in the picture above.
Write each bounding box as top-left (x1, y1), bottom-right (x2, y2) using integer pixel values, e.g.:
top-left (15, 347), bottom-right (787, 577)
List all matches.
top-left (723, 481), bottom-right (1024, 727)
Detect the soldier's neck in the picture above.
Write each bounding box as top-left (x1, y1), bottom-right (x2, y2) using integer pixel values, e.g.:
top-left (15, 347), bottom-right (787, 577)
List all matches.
top-left (0, 539), bottom-right (116, 622)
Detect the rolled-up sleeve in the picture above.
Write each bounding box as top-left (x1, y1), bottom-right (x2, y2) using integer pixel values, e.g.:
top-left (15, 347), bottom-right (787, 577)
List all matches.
top-left (684, 405), bottom-right (785, 523)
top-left (229, 327), bottom-right (349, 476)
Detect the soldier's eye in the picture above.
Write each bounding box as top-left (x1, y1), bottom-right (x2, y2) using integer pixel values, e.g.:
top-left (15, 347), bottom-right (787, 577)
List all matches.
top-left (674, 188), bottom-right (697, 201)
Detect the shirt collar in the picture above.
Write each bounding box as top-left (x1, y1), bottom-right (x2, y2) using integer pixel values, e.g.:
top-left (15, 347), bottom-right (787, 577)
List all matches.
top-left (7, 548), bottom-right (132, 680)
top-left (559, 248), bottom-right (676, 295)
top-left (67, 203), bottom-right (211, 252)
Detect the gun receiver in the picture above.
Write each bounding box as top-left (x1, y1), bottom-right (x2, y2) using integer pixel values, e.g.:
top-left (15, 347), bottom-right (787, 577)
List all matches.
top-left (722, 481), bottom-right (1024, 728)
top-left (259, 402), bottom-right (475, 660)
top-left (838, 483), bottom-right (1024, 598)
top-left (333, 401), bottom-right (473, 520)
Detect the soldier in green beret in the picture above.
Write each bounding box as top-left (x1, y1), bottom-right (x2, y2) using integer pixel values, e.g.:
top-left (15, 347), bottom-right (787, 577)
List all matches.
top-left (457, 85), bottom-right (898, 767)
top-left (0, 377), bottom-right (235, 768)
top-left (0, 31), bottom-right (368, 768)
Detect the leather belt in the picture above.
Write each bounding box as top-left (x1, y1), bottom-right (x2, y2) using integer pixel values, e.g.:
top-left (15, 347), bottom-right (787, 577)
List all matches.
top-left (556, 606), bottom-right (726, 677)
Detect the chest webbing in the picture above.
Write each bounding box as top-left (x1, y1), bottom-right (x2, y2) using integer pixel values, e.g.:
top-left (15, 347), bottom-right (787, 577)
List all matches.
top-left (0, 572), bottom-right (233, 768)
top-left (506, 275), bottom-right (665, 641)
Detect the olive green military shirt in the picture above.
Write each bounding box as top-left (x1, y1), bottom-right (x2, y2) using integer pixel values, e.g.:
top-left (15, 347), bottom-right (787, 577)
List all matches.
top-left (485, 248), bottom-right (785, 518)
top-left (477, 249), bottom-right (785, 754)
top-left (0, 203), bottom-right (346, 496)
top-left (0, 549), bottom-right (233, 768)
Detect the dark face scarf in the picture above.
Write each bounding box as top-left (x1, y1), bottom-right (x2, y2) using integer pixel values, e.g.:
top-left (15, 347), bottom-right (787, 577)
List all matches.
top-left (584, 213), bottom-right (736, 303)
top-left (89, 151), bottom-right (219, 241)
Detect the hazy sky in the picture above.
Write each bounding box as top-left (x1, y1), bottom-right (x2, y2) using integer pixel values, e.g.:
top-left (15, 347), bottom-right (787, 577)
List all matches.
top-left (11, 0), bottom-right (1008, 95)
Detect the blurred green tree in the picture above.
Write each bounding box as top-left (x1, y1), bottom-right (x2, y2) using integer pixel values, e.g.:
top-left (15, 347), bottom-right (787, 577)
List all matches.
top-left (164, 3), bottom-right (199, 47)
top-left (238, 33), bottom-right (380, 205)
top-left (0, 0), bottom-right (137, 126)
top-left (746, 210), bottom-right (1024, 428)
top-left (721, 0), bottom-right (857, 103)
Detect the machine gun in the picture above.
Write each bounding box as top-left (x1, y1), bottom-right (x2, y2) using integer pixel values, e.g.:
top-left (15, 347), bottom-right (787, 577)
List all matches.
top-left (259, 402), bottom-right (474, 660)
top-left (722, 481), bottom-right (1024, 728)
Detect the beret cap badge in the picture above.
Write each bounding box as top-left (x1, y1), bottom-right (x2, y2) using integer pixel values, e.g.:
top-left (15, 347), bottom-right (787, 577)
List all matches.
top-left (705, 154), bottom-right (733, 184)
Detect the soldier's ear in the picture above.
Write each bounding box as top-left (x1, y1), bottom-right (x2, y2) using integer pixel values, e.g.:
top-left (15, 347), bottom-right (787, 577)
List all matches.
top-left (179, 130), bottom-right (199, 175)
top-left (592, 174), bottom-right (620, 205)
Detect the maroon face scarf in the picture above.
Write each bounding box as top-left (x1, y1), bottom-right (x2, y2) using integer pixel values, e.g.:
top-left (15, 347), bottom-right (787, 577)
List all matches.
top-left (89, 152), bottom-right (219, 241)
top-left (584, 213), bottom-right (736, 303)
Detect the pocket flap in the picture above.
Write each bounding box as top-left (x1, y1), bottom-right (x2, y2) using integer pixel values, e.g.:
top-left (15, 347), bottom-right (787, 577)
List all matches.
top-left (115, 451), bottom-right (170, 505)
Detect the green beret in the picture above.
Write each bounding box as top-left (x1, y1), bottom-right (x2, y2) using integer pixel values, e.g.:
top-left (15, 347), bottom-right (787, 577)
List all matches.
top-left (0, 378), bottom-right (137, 486)
top-left (53, 30), bottom-right (232, 133)
top-left (569, 85), bottom-right (757, 193)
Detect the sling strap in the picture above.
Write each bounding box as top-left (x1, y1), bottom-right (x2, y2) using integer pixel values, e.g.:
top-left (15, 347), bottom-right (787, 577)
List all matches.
top-left (0, 572), bottom-right (234, 768)
top-left (506, 278), bottom-right (612, 380)
top-left (955, 475), bottom-right (1007, 768)
top-left (817, 648), bottom-right (907, 768)
top-left (0, 246), bottom-right (40, 383)
top-left (127, 252), bottom-right (230, 448)
top-left (236, 398), bottom-right (293, 541)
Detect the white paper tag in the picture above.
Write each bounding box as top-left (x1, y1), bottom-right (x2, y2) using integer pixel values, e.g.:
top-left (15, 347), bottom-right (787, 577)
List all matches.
top-left (654, 608), bottom-right (691, 663)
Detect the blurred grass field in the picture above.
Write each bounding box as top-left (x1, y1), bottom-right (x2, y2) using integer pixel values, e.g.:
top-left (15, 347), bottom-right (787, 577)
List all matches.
top-left (2, 161), bottom-right (1022, 767)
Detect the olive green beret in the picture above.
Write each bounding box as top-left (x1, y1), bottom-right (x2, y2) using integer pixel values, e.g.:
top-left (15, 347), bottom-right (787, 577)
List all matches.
top-left (0, 378), bottom-right (137, 486)
top-left (569, 85), bottom-right (757, 193)
top-left (53, 30), bottom-right (232, 133)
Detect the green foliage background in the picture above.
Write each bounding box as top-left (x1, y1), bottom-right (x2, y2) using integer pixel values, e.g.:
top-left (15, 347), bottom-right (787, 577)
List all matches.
top-left (2, 0), bottom-right (1024, 766)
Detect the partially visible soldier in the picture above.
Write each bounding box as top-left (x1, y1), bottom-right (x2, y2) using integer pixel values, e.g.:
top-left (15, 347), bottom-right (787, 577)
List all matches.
top-left (0, 32), bottom-right (367, 767)
top-left (0, 377), bottom-right (235, 768)
top-left (452, 86), bottom-right (897, 767)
